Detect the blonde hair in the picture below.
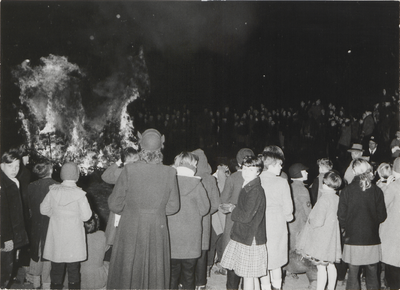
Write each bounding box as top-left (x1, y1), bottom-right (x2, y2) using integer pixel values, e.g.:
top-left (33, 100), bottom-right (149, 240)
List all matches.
top-left (377, 163), bottom-right (392, 179)
top-left (317, 158), bottom-right (333, 171)
top-left (352, 158), bottom-right (374, 191)
top-left (174, 151), bottom-right (198, 168)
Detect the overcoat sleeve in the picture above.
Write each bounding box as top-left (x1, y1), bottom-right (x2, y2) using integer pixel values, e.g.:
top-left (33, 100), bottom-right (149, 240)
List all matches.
top-left (40, 192), bottom-right (52, 217)
top-left (220, 175), bottom-right (234, 204)
top-left (375, 187), bottom-right (387, 223)
top-left (79, 194), bottom-right (93, 221)
top-left (206, 177), bottom-right (220, 215)
top-left (166, 173), bottom-right (180, 215)
top-left (337, 189), bottom-right (348, 230)
top-left (308, 197), bottom-right (327, 228)
top-left (108, 167), bottom-right (129, 214)
top-left (282, 182), bottom-right (294, 222)
top-left (194, 182), bottom-right (210, 216)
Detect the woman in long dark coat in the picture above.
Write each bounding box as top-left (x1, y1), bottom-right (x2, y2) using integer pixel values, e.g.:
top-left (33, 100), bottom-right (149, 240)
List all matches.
top-left (107, 129), bottom-right (180, 289)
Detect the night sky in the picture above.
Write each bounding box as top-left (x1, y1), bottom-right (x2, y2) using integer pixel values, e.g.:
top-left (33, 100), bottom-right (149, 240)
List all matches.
top-left (1, 1), bottom-right (399, 120)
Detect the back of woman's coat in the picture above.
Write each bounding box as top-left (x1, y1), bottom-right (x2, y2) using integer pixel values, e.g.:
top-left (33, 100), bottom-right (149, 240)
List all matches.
top-left (40, 182), bottom-right (92, 263)
top-left (107, 162), bottom-right (180, 290)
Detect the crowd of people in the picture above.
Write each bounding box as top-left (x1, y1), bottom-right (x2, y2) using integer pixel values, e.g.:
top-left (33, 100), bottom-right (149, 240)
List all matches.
top-left (1, 92), bottom-right (400, 290)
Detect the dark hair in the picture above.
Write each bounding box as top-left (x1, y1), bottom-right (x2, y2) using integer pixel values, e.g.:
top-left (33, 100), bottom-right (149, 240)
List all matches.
top-left (323, 171), bottom-right (342, 190)
top-left (84, 212), bottom-right (100, 234)
top-left (262, 145), bottom-right (285, 163)
top-left (1, 151), bottom-right (20, 164)
top-left (242, 156), bottom-right (264, 174)
top-left (33, 159), bottom-right (53, 179)
top-left (120, 147), bottom-right (139, 167)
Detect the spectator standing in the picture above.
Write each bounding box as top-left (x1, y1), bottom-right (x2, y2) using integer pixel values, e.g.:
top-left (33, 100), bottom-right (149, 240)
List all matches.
top-left (390, 131), bottom-right (400, 159)
top-left (191, 149), bottom-right (220, 290)
top-left (379, 157), bottom-right (400, 290)
top-left (107, 129), bottom-right (180, 289)
top-left (1, 150), bottom-right (29, 288)
top-left (259, 148), bottom-right (293, 290)
top-left (27, 160), bottom-right (59, 289)
top-left (40, 162), bottom-right (92, 289)
top-left (309, 159), bottom-right (333, 207)
top-left (343, 144), bottom-right (363, 185)
top-left (338, 158), bottom-right (387, 290)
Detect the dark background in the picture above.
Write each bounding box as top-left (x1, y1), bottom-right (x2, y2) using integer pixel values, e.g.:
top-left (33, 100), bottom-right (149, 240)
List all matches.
top-left (1, 1), bottom-right (399, 149)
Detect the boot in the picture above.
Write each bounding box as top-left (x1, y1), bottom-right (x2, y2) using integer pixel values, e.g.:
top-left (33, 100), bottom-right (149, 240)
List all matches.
top-left (50, 282), bottom-right (63, 289)
top-left (68, 281), bottom-right (80, 289)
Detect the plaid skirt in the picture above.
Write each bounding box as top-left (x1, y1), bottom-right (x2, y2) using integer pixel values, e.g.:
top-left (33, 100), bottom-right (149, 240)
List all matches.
top-left (220, 238), bottom-right (268, 278)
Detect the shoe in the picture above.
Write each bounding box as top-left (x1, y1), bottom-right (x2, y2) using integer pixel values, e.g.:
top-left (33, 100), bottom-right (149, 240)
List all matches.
top-left (195, 285), bottom-right (207, 290)
top-left (68, 282), bottom-right (80, 289)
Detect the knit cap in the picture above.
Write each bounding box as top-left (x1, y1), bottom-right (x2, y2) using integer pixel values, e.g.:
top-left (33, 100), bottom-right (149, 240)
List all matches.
top-left (236, 148), bottom-right (254, 165)
top-left (60, 162), bottom-right (80, 181)
top-left (393, 157), bottom-right (400, 174)
top-left (138, 129), bottom-right (165, 151)
top-left (289, 163), bottom-right (308, 179)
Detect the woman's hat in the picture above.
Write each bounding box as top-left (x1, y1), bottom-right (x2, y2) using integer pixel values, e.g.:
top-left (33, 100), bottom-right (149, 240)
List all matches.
top-left (138, 129), bottom-right (165, 151)
top-left (60, 162), bottom-right (80, 181)
top-left (347, 143), bottom-right (364, 152)
top-left (236, 148), bottom-right (254, 165)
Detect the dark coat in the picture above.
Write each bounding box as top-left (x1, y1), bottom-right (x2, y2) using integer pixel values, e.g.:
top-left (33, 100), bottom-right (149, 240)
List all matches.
top-left (338, 176), bottom-right (387, 245)
top-left (28, 178), bottom-right (59, 261)
top-left (1, 170), bottom-right (29, 249)
top-left (230, 177), bottom-right (266, 246)
top-left (107, 162), bottom-right (180, 290)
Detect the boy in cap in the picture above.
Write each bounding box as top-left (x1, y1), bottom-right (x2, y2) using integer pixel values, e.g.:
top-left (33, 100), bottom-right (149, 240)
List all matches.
top-left (40, 162), bottom-right (92, 289)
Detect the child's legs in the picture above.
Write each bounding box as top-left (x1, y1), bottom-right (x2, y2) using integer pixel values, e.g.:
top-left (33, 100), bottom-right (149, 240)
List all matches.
top-left (260, 275), bottom-right (271, 290)
top-left (243, 277), bottom-right (260, 290)
top-left (316, 264), bottom-right (328, 290)
top-left (180, 258), bottom-right (197, 290)
top-left (270, 268), bottom-right (282, 289)
top-left (66, 262), bottom-right (80, 283)
top-left (50, 262), bottom-right (66, 284)
top-left (327, 263), bottom-right (337, 290)
top-left (346, 264), bottom-right (360, 290)
top-left (170, 259), bottom-right (182, 290)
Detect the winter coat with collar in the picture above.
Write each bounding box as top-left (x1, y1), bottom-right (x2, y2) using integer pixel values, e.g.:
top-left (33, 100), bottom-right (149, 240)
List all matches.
top-left (338, 176), bottom-right (387, 245)
top-left (28, 177), bottom-right (59, 262)
top-left (192, 149), bottom-right (220, 250)
top-left (40, 181), bottom-right (92, 262)
top-left (168, 169), bottom-right (210, 259)
top-left (379, 178), bottom-right (400, 267)
top-left (1, 170), bottom-right (29, 249)
top-left (230, 177), bottom-right (266, 246)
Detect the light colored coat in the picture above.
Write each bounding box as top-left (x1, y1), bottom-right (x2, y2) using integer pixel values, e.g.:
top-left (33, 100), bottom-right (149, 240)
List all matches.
top-left (296, 189), bottom-right (342, 263)
top-left (380, 179), bottom-right (400, 267)
top-left (260, 170), bottom-right (293, 269)
top-left (40, 181), bottom-right (92, 263)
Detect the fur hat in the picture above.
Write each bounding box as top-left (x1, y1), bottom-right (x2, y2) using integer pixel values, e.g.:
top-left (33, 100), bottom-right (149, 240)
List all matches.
top-left (236, 148), bottom-right (254, 165)
top-left (138, 129), bottom-right (165, 151)
top-left (393, 157), bottom-right (400, 174)
top-left (289, 163), bottom-right (308, 179)
top-left (348, 143), bottom-right (363, 152)
top-left (60, 162), bottom-right (80, 181)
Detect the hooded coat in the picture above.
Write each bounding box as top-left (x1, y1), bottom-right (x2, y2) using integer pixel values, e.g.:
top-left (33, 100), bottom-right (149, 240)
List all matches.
top-left (168, 169), bottom-right (210, 259)
top-left (192, 149), bottom-right (220, 250)
top-left (40, 181), bottom-right (92, 263)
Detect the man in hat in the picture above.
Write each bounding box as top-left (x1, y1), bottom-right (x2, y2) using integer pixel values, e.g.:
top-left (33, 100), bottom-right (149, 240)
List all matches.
top-left (390, 131), bottom-right (400, 159)
top-left (344, 143), bottom-right (364, 185)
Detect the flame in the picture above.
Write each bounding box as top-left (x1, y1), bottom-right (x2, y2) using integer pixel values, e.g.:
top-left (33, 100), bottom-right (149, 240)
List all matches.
top-left (12, 51), bottom-right (149, 175)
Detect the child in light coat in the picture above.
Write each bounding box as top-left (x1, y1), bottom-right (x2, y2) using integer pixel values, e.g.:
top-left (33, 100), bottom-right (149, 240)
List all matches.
top-left (40, 162), bottom-right (92, 289)
top-left (296, 171), bottom-right (342, 290)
